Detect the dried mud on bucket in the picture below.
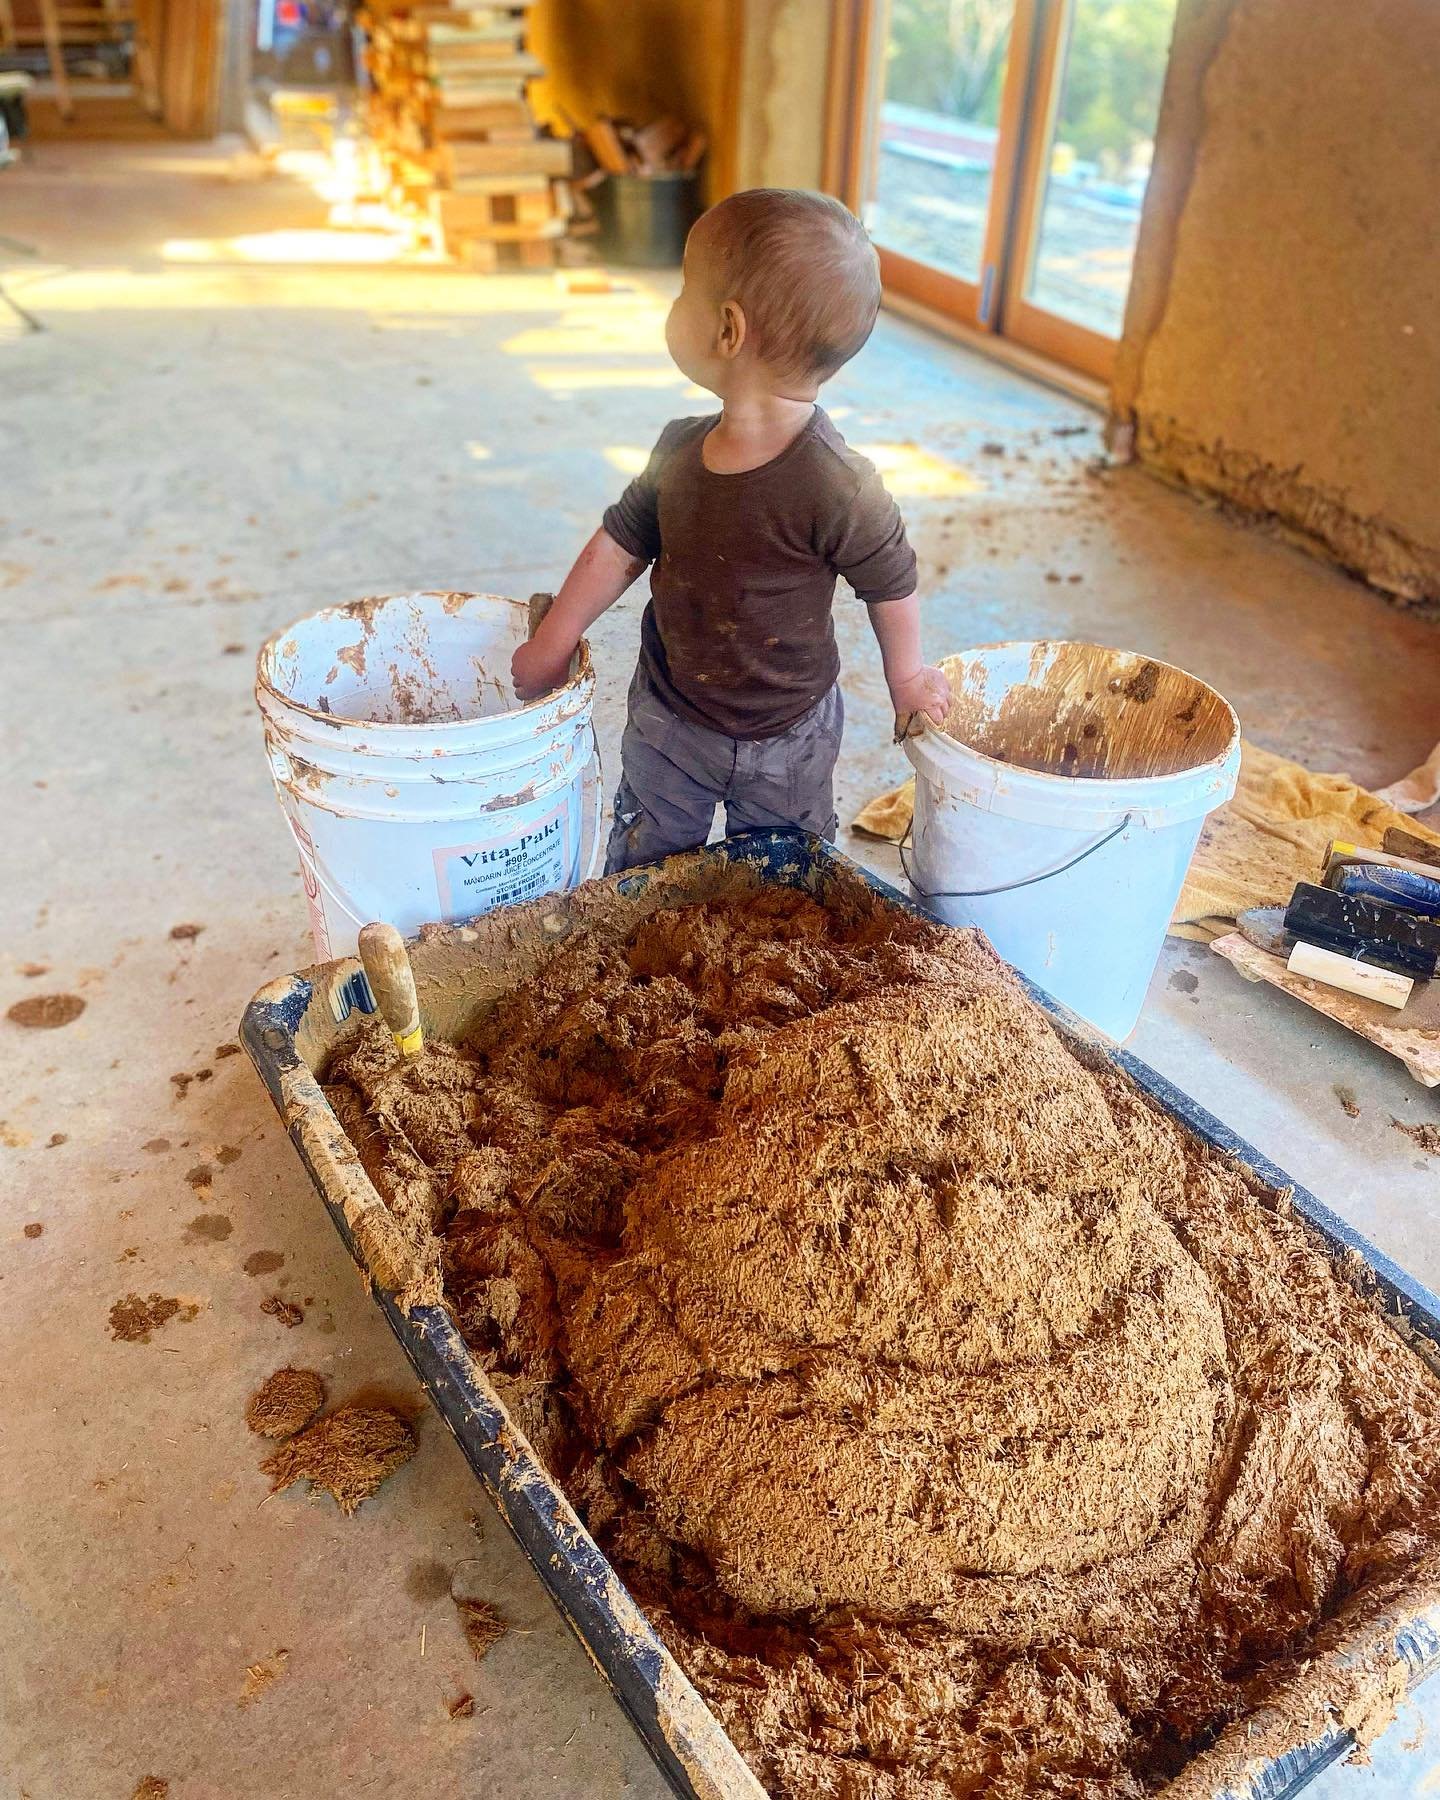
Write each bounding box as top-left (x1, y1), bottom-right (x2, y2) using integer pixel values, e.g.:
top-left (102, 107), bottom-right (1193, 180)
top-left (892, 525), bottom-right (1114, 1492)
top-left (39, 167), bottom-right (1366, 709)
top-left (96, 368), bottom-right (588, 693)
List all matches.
top-left (325, 883), bottom-right (1440, 1798)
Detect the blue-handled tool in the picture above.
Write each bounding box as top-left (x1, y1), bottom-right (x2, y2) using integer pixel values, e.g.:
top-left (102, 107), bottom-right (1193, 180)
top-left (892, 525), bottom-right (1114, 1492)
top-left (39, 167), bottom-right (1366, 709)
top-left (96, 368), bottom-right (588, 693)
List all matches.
top-left (1328, 862), bottom-right (1440, 920)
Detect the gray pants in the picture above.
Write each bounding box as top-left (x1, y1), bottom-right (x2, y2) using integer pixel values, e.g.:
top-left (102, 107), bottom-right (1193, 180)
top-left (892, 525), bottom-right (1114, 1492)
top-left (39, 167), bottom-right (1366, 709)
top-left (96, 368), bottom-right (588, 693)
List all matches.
top-left (605, 666), bottom-right (844, 874)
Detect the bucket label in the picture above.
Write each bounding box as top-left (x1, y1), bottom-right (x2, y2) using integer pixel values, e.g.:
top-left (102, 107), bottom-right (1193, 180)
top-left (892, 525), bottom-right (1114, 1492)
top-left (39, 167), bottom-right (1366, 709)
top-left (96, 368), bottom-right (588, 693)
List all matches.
top-left (433, 802), bottom-right (571, 921)
top-left (289, 812), bottom-right (331, 959)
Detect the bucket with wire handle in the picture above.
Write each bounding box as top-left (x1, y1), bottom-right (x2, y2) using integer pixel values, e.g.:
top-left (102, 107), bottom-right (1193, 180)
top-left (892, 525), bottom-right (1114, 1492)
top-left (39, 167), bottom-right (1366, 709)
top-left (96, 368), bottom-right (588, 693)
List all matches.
top-left (256, 592), bottom-right (603, 959)
top-left (903, 641), bottom-right (1240, 1040)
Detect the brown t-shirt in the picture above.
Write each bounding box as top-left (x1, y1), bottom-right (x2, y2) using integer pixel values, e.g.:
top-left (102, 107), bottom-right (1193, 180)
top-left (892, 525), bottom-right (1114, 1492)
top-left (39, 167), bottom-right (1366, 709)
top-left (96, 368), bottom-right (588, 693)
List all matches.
top-left (601, 408), bottom-right (917, 739)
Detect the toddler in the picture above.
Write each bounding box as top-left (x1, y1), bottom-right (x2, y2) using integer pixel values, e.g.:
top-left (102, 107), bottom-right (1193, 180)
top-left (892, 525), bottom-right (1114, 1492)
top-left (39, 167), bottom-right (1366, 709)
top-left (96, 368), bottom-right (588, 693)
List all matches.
top-left (511, 187), bottom-right (950, 873)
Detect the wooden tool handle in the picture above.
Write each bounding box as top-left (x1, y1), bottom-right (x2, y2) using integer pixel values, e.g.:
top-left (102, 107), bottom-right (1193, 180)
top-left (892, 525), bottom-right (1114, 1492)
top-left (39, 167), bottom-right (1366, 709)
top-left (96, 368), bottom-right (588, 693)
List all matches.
top-left (893, 710), bottom-right (925, 745)
top-left (357, 922), bottom-right (424, 1057)
top-left (1287, 940), bottom-right (1414, 1010)
top-left (527, 591), bottom-right (556, 639)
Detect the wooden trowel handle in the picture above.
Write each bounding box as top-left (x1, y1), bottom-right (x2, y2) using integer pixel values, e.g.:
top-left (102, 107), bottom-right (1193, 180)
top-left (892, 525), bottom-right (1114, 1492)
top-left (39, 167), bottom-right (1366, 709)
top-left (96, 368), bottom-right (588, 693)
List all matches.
top-left (527, 591), bottom-right (556, 639)
top-left (357, 922), bottom-right (423, 1058)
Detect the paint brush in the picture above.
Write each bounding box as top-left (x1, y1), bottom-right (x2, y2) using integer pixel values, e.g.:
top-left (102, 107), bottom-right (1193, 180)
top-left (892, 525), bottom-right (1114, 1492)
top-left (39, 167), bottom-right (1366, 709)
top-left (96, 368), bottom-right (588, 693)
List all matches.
top-left (1383, 826), bottom-right (1440, 871)
top-left (357, 922), bottom-right (424, 1058)
top-left (1325, 838), bottom-right (1440, 883)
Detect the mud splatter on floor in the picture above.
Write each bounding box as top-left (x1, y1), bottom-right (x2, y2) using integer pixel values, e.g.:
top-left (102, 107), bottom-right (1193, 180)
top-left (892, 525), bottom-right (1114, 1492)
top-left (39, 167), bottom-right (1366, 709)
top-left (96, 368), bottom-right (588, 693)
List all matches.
top-left (260, 1404), bottom-right (416, 1514)
top-left (405, 1559), bottom-right (452, 1604)
top-left (245, 1367), bottom-right (326, 1439)
top-left (23, 1222), bottom-right (43, 1239)
top-left (456, 1597), bottom-right (507, 1663)
top-left (7, 993), bottom-right (85, 1029)
top-left (1335, 1085), bottom-right (1361, 1118)
top-left (328, 883), bottom-right (1440, 1798)
top-left (169, 922), bottom-right (204, 941)
top-left (185, 1213), bottom-right (232, 1242)
top-left (130, 1779), bottom-right (169, 1800)
top-left (243, 1250), bottom-right (285, 1277)
top-left (239, 1647), bottom-right (289, 1707)
top-left (108, 1293), bottom-right (199, 1343)
top-left (447, 1692), bottom-right (475, 1718)
top-left (261, 1294), bottom-right (304, 1328)
top-left (1393, 1118), bottom-right (1440, 1155)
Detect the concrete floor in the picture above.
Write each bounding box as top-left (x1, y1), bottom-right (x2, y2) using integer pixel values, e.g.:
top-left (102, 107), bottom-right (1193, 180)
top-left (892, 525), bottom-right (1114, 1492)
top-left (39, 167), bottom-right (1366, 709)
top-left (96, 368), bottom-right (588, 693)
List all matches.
top-left (2, 142), bottom-right (1439, 1799)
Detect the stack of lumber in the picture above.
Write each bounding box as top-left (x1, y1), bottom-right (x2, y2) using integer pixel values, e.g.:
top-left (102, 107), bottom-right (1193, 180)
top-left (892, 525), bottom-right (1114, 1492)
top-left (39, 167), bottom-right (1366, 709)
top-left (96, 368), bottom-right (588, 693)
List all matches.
top-left (359, 0), bottom-right (573, 267)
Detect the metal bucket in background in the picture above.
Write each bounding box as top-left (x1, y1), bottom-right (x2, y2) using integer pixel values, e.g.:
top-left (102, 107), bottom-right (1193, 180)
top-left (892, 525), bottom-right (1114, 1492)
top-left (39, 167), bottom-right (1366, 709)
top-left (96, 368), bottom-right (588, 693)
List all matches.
top-left (904, 641), bottom-right (1241, 1041)
top-left (256, 591), bottom-right (601, 958)
top-left (594, 171), bottom-right (700, 267)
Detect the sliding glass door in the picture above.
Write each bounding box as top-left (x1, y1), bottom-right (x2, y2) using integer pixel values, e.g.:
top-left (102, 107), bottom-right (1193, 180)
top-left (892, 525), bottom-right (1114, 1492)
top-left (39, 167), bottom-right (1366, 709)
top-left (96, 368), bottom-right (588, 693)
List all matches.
top-left (845, 0), bottom-right (1178, 379)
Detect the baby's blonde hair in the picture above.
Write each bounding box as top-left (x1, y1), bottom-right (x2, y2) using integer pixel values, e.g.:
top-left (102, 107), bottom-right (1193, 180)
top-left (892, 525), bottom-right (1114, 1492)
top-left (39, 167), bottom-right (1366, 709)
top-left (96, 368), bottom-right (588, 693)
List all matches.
top-left (694, 188), bottom-right (882, 383)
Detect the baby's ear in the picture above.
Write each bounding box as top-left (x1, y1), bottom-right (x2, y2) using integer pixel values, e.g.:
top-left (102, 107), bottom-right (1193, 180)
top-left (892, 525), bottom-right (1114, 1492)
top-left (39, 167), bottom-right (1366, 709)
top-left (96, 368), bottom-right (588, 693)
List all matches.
top-left (717, 299), bottom-right (747, 360)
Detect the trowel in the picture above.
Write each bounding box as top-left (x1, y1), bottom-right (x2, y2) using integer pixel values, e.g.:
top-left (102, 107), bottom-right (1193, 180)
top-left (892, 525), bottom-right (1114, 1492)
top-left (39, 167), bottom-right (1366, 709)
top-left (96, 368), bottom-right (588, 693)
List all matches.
top-left (356, 921), bottom-right (425, 1059)
top-left (1234, 907), bottom-right (1292, 959)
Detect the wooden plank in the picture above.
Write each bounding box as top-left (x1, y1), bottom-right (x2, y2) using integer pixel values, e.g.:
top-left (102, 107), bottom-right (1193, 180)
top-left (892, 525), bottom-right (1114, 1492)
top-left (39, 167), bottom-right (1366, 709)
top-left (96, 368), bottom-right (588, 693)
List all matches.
top-left (431, 186), bottom-right (556, 231)
top-left (442, 137), bottom-right (567, 177)
top-left (1210, 932), bottom-right (1440, 1087)
top-left (449, 231), bottom-right (555, 268)
top-left (431, 97), bottom-right (531, 135)
top-left (445, 170), bottom-right (548, 196)
top-left (36, 0), bottom-right (71, 119)
top-left (512, 185), bottom-right (552, 223)
top-left (131, 0), bottom-right (160, 115)
top-left (160, 0), bottom-right (220, 136)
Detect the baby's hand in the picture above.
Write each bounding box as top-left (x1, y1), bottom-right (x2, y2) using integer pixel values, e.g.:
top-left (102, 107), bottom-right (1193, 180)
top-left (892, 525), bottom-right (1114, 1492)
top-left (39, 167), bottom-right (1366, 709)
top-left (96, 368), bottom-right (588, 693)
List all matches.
top-left (888, 664), bottom-right (951, 729)
top-left (511, 636), bottom-right (574, 702)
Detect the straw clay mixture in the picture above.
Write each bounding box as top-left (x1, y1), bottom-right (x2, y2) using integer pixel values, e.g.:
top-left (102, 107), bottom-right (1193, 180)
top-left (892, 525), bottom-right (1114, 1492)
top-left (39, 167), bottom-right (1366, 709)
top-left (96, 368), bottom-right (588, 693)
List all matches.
top-left (325, 886), bottom-right (1440, 1796)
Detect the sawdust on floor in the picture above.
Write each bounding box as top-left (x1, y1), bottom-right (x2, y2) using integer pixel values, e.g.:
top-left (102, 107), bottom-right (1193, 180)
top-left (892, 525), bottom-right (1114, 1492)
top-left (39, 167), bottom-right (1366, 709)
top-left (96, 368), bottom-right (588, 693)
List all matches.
top-left (260, 1403), bottom-right (416, 1514)
top-left (325, 886), bottom-right (1440, 1797)
top-left (245, 1366), bottom-right (327, 1439)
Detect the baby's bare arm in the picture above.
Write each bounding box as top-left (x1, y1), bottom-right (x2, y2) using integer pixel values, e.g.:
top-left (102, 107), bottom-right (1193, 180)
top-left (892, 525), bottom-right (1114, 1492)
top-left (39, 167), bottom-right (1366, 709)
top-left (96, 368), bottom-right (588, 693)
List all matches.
top-left (511, 528), bottom-right (647, 701)
top-left (866, 592), bottom-right (950, 727)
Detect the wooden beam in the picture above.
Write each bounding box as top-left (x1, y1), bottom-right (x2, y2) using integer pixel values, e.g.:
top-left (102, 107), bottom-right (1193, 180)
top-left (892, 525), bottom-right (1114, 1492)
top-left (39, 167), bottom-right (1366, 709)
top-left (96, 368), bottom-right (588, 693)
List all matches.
top-left (37, 0), bottom-right (73, 118)
top-left (161, 0), bottom-right (220, 137)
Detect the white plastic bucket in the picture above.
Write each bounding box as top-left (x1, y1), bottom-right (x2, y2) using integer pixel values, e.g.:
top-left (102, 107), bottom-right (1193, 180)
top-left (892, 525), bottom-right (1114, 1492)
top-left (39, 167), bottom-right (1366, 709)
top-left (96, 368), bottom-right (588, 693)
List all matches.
top-left (256, 591), bottom-right (601, 958)
top-left (903, 641), bottom-right (1240, 1041)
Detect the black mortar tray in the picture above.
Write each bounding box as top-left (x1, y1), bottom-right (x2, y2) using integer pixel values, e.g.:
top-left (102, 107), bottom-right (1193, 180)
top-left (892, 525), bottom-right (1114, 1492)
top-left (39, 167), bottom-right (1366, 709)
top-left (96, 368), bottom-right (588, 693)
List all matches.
top-left (242, 831), bottom-right (1440, 1799)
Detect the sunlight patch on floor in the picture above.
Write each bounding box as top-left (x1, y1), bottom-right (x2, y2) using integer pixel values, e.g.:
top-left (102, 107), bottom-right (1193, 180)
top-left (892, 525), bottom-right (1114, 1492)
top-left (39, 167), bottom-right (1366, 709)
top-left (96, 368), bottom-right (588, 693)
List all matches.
top-left (851, 441), bottom-right (984, 497)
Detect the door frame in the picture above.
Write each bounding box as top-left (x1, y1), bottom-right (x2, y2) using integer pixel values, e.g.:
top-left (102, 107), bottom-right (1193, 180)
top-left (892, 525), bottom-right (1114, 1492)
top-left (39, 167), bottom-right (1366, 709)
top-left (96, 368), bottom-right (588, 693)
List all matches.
top-left (827, 0), bottom-right (1118, 382)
